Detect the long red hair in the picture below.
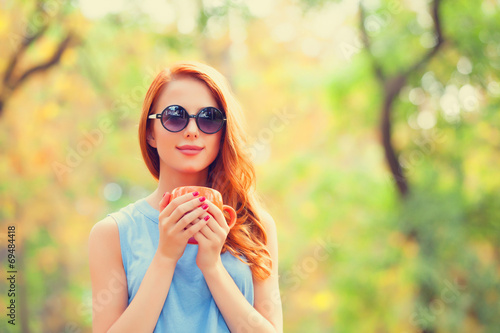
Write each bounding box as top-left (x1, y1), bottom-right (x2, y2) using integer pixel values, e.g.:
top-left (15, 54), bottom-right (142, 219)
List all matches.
top-left (138, 61), bottom-right (272, 280)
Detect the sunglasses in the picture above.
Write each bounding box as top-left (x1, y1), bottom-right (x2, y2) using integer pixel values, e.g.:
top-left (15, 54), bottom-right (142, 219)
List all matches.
top-left (148, 105), bottom-right (226, 134)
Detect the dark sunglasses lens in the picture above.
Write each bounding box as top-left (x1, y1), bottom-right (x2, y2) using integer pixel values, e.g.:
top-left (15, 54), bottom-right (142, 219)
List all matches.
top-left (163, 106), bottom-right (187, 132)
top-left (198, 108), bottom-right (225, 133)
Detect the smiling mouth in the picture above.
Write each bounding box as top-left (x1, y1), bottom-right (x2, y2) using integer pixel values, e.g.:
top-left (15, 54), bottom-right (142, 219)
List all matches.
top-left (176, 146), bottom-right (204, 155)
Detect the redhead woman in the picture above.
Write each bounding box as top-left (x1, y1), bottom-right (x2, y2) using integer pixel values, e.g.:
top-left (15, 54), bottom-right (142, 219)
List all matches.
top-left (88, 61), bottom-right (283, 332)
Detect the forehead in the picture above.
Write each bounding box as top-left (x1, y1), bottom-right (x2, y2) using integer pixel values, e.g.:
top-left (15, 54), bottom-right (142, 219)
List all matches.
top-left (155, 76), bottom-right (218, 113)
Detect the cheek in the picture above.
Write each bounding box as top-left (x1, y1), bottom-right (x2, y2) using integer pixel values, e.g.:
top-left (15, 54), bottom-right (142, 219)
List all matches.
top-left (205, 134), bottom-right (222, 159)
top-left (155, 121), bottom-right (167, 137)
top-left (154, 127), bottom-right (176, 149)
top-left (211, 133), bottom-right (223, 153)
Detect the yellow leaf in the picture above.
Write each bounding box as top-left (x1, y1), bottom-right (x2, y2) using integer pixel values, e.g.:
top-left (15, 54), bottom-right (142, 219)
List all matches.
top-left (312, 291), bottom-right (334, 311)
top-left (41, 102), bottom-right (60, 120)
top-left (62, 48), bottom-right (77, 67)
top-left (0, 12), bottom-right (9, 34)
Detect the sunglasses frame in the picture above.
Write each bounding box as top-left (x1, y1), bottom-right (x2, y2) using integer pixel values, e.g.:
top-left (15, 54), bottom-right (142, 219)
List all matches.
top-left (148, 105), bottom-right (227, 134)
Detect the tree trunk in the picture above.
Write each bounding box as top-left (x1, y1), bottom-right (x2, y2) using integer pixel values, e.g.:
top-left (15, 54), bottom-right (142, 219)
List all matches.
top-left (380, 75), bottom-right (409, 198)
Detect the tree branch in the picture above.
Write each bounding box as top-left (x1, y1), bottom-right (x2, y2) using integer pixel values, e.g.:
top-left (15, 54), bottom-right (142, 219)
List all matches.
top-left (358, 0), bottom-right (445, 200)
top-left (359, 3), bottom-right (385, 83)
top-left (404, 0), bottom-right (444, 76)
top-left (3, 25), bottom-right (50, 88)
top-left (11, 33), bottom-right (74, 90)
top-left (0, 0), bottom-right (77, 118)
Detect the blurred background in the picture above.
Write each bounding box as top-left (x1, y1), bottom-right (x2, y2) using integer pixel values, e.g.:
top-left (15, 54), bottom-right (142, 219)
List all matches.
top-left (1, 0), bottom-right (499, 332)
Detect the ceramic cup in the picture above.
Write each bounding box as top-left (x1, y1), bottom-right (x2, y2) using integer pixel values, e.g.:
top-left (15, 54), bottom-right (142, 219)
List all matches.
top-left (170, 186), bottom-right (237, 244)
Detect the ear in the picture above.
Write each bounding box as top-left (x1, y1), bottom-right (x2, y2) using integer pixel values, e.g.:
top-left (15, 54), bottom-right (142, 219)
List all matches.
top-left (147, 130), bottom-right (157, 148)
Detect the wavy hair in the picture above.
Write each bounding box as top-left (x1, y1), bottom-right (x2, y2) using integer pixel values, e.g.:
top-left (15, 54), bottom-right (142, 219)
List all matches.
top-left (138, 61), bottom-right (272, 280)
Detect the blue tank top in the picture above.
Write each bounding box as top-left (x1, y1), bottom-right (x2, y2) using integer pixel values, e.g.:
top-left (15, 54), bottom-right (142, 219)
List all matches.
top-left (108, 198), bottom-right (254, 332)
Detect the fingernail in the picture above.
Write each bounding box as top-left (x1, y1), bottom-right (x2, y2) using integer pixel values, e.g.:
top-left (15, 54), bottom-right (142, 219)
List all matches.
top-left (202, 204), bottom-right (209, 210)
top-left (192, 191), bottom-right (199, 196)
top-left (199, 196), bottom-right (206, 202)
top-left (204, 215), bottom-right (210, 221)
top-left (163, 192), bottom-right (166, 197)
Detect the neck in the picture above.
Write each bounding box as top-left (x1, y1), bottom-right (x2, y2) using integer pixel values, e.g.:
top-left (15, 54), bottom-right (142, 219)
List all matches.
top-left (146, 165), bottom-right (209, 211)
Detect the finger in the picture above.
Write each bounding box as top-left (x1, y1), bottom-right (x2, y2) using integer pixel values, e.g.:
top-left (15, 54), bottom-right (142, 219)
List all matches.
top-left (185, 216), bottom-right (209, 240)
top-left (170, 197), bottom-right (209, 225)
top-left (173, 205), bottom-right (210, 233)
top-left (203, 218), bottom-right (227, 243)
top-left (160, 192), bottom-right (203, 219)
top-left (183, 212), bottom-right (211, 230)
top-left (192, 213), bottom-right (213, 241)
top-left (183, 217), bottom-right (201, 230)
top-left (193, 226), bottom-right (210, 244)
top-left (159, 192), bottom-right (171, 211)
top-left (196, 223), bottom-right (223, 246)
top-left (206, 217), bottom-right (225, 235)
top-left (165, 191), bottom-right (200, 216)
top-left (203, 200), bottom-right (229, 232)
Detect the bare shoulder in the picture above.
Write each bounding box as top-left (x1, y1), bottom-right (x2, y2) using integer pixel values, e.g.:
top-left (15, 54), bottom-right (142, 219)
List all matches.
top-left (88, 216), bottom-right (124, 289)
top-left (257, 209), bottom-right (279, 256)
top-left (88, 216), bottom-right (121, 259)
top-left (258, 209), bottom-right (277, 235)
top-left (90, 216), bottom-right (118, 236)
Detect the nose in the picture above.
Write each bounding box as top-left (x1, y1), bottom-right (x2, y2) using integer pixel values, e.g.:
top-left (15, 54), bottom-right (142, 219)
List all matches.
top-left (183, 117), bottom-right (199, 138)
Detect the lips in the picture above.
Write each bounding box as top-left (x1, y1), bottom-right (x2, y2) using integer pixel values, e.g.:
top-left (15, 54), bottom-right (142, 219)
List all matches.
top-left (176, 145), bottom-right (204, 155)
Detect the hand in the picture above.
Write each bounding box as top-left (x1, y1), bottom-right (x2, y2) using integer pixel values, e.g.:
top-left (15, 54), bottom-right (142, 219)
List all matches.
top-left (193, 199), bottom-right (231, 272)
top-left (156, 192), bottom-right (210, 263)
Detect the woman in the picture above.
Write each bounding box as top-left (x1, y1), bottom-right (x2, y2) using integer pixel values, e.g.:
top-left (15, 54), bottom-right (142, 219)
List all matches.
top-left (88, 61), bottom-right (283, 332)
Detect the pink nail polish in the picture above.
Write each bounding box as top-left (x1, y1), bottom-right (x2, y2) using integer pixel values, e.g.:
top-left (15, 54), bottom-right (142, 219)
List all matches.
top-left (163, 192), bottom-right (166, 197)
top-left (201, 204), bottom-right (208, 210)
top-left (199, 196), bottom-right (206, 202)
top-left (192, 191), bottom-right (199, 196)
top-left (204, 215), bottom-right (210, 221)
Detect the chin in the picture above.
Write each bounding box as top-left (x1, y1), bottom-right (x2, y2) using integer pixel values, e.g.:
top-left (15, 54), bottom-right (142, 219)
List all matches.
top-left (178, 164), bottom-right (209, 174)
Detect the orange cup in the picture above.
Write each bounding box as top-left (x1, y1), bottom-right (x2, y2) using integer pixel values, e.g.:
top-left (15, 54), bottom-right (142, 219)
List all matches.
top-left (170, 186), bottom-right (237, 244)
